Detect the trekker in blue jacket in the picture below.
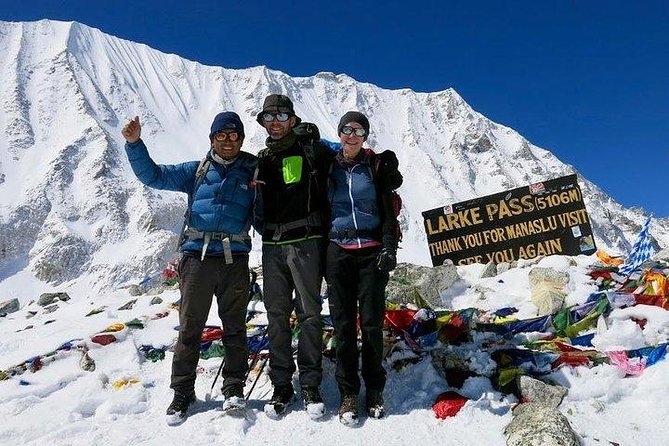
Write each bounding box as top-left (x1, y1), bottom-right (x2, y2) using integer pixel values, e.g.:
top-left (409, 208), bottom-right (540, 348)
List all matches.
top-left (122, 112), bottom-right (259, 425)
top-left (325, 111), bottom-right (402, 426)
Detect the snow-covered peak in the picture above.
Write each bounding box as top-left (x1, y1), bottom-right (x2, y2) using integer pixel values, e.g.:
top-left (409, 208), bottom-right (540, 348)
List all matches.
top-left (0, 19), bottom-right (662, 295)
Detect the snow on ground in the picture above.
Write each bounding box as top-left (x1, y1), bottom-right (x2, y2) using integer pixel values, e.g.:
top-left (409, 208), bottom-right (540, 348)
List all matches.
top-left (1, 254), bottom-right (668, 445)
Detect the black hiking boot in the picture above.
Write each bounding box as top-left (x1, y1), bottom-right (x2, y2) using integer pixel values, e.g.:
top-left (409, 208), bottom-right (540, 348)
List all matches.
top-left (301, 386), bottom-right (325, 420)
top-left (165, 390), bottom-right (196, 426)
top-left (264, 384), bottom-right (296, 419)
top-left (222, 384), bottom-right (246, 412)
top-left (366, 389), bottom-right (385, 419)
top-left (338, 393), bottom-right (359, 427)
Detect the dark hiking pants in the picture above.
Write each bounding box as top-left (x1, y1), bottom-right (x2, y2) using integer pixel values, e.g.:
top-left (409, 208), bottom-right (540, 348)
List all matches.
top-left (262, 239), bottom-right (323, 388)
top-left (326, 242), bottom-right (388, 395)
top-left (170, 254), bottom-right (250, 394)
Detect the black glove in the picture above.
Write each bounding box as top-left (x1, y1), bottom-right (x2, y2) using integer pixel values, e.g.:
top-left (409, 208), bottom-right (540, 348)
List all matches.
top-left (376, 247), bottom-right (397, 272)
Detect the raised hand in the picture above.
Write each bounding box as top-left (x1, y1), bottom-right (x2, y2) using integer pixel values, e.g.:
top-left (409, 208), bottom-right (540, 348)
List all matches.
top-left (122, 116), bottom-right (141, 143)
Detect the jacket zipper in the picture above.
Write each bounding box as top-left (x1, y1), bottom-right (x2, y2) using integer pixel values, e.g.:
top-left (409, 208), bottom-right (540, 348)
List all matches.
top-left (346, 166), bottom-right (362, 248)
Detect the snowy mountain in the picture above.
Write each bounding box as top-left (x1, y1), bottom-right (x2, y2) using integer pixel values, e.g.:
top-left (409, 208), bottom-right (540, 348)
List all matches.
top-left (0, 19), bottom-right (665, 294)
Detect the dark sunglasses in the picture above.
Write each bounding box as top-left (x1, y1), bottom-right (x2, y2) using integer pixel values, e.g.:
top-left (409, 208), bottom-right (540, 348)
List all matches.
top-left (341, 126), bottom-right (367, 137)
top-left (262, 112), bottom-right (291, 123)
top-left (214, 131), bottom-right (240, 142)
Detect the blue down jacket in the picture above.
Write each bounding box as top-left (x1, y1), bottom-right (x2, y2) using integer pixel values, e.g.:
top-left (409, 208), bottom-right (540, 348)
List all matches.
top-left (125, 139), bottom-right (258, 255)
top-left (328, 150), bottom-right (382, 247)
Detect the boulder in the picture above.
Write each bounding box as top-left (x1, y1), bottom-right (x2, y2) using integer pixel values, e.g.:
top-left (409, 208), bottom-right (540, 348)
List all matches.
top-left (528, 268), bottom-right (570, 315)
top-left (128, 285), bottom-right (143, 296)
top-left (38, 292), bottom-right (70, 306)
top-left (386, 262), bottom-right (460, 308)
top-left (506, 403), bottom-right (579, 446)
top-left (480, 261), bottom-right (497, 278)
top-left (0, 298), bottom-right (20, 315)
top-left (517, 376), bottom-right (567, 409)
top-left (150, 296), bottom-right (163, 305)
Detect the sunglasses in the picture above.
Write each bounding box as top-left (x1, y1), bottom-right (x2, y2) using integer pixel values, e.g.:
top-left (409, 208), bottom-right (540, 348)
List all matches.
top-left (213, 131), bottom-right (240, 142)
top-left (341, 126), bottom-right (367, 137)
top-left (262, 112), bottom-right (291, 123)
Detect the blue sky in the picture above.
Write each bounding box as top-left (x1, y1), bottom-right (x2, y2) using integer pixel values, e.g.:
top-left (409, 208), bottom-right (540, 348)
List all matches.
top-left (3, 1), bottom-right (668, 216)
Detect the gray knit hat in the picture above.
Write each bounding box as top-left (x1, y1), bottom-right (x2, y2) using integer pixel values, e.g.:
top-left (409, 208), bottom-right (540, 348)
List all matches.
top-left (337, 111), bottom-right (370, 136)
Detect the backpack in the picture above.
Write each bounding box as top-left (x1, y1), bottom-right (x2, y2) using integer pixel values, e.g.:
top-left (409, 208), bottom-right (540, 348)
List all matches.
top-left (292, 122), bottom-right (320, 169)
top-left (371, 149), bottom-right (403, 242)
top-left (176, 157), bottom-right (212, 250)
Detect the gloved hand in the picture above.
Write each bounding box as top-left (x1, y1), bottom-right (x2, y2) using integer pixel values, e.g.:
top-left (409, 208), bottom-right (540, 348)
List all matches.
top-left (376, 247), bottom-right (397, 272)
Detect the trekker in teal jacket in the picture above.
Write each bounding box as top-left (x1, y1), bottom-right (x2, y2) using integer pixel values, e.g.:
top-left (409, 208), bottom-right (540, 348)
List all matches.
top-left (122, 112), bottom-right (258, 425)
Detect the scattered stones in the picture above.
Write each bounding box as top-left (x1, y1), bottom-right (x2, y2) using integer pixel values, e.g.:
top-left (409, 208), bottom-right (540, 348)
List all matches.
top-left (79, 351), bottom-right (96, 372)
top-left (386, 262), bottom-right (460, 308)
top-left (128, 285), bottom-right (143, 296)
top-left (43, 304), bottom-right (59, 314)
top-left (85, 306), bottom-right (107, 317)
top-left (117, 299), bottom-right (137, 311)
top-left (0, 298), bottom-right (20, 315)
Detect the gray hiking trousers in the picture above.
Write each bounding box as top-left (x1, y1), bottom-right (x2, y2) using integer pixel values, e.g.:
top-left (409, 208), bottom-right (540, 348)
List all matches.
top-left (262, 239), bottom-right (323, 388)
top-left (170, 254), bottom-right (250, 394)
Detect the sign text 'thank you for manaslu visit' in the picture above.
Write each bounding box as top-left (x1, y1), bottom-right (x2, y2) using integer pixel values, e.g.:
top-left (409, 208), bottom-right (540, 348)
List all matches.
top-left (421, 174), bottom-right (597, 267)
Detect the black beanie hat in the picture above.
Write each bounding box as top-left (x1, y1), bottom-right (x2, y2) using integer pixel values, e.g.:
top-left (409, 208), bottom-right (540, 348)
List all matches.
top-left (338, 111), bottom-right (370, 136)
top-left (256, 94), bottom-right (302, 125)
top-left (210, 112), bottom-right (244, 138)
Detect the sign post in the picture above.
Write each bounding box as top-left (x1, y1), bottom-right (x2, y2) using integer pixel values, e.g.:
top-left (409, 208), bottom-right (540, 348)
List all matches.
top-left (422, 174), bottom-right (596, 267)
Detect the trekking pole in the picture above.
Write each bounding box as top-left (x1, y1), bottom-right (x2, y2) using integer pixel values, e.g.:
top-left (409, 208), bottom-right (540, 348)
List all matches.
top-left (205, 358), bottom-right (225, 401)
top-left (245, 353), bottom-right (269, 400)
top-left (205, 328), bottom-right (227, 401)
top-left (244, 327), bottom-right (268, 383)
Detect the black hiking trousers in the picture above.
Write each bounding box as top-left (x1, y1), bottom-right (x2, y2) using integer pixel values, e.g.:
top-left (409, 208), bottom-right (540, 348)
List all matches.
top-left (170, 254), bottom-right (250, 394)
top-left (262, 239), bottom-right (323, 388)
top-left (326, 242), bottom-right (388, 396)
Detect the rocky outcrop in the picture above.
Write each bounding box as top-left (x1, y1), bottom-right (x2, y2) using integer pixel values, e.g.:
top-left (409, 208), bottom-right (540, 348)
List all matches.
top-left (386, 262), bottom-right (460, 308)
top-left (0, 298), bottom-right (19, 315)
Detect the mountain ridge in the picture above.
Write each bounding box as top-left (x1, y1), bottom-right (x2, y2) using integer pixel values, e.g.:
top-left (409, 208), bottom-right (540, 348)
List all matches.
top-left (0, 19), bottom-right (662, 294)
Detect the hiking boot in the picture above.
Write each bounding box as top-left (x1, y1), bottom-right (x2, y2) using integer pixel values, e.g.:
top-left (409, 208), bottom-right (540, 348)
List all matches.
top-left (222, 384), bottom-right (246, 412)
top-left (301, 386), bottom-right (325, 420)
top-left (165, 390), bottom-right (196, 426)
top-left (366, 389), bottom-right (385, 419)
top-left (338, 393), bottom-right (359, 427)
top-left (264, 384), bottom-right (296, 419)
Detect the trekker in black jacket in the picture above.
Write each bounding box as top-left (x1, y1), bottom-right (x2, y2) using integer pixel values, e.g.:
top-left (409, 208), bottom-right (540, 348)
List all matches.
top-left (325, 111), bottom-right (402, 426)
top-left (255, 94), bottom-right (335, 419)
